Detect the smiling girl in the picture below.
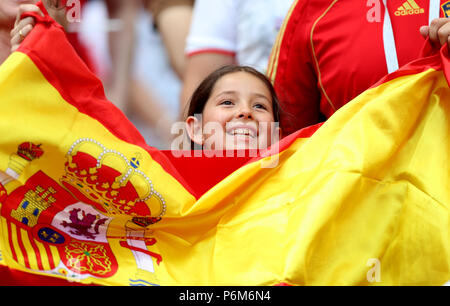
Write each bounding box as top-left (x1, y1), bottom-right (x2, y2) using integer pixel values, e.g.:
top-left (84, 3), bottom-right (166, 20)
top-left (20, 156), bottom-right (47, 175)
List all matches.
top-left (185, 65), bottom-right (281, 152)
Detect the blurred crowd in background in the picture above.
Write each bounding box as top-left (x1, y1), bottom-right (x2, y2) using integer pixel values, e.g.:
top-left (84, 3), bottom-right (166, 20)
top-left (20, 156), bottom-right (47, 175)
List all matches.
top-left (0, 0), bottom-right (293, 149)
top-left (4, 0), bottom-right (446, 150)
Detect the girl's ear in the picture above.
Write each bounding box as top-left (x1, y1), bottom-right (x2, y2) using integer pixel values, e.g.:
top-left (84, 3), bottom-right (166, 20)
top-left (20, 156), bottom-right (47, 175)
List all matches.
top-left (275, 126), bottom-right (282, 140)
top-left (185, 116), bottom-right (204, 146)
top-left (268, 125), bottom-right (282, 148)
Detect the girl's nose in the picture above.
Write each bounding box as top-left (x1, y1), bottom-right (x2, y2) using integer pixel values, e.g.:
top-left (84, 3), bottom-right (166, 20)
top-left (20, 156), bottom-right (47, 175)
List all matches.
top-left (236, 105), bottom-right (253, 119)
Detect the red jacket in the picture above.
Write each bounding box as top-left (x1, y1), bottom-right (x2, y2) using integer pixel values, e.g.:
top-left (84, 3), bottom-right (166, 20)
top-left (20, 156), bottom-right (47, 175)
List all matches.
top-left (269, 0), bottom-right (448, 135)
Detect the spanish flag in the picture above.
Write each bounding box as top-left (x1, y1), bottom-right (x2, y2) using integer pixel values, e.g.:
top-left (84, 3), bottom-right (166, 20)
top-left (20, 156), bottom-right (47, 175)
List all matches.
top-left (0, 2), bottom-right (449, 286)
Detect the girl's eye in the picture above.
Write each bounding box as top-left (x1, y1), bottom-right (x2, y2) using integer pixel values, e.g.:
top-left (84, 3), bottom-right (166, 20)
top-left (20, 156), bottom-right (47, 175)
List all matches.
top-left (220, 100), bottom-right (234, 106)
top-left (254, 103), bottom-right (268, 110)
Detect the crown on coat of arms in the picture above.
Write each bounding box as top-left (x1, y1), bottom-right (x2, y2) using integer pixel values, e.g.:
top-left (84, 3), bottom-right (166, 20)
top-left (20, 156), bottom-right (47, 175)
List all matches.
top-left (60, 138), bottom-right (166, 221)
top-left (17, 142), bottom-right (44, 161)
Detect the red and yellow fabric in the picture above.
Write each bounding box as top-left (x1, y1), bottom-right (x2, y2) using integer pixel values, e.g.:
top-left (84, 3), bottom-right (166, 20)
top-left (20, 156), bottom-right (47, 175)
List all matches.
top-left (0, 2), bottom-right (449, 286)
top-left (268, 0), bottom-right (449, 135)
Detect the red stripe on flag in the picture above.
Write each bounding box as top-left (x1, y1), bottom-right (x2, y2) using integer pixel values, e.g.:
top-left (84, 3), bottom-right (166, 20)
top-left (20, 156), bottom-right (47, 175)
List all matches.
top-left (43, 243), bottom-right (56, 270)
top-left (119, 241), bottom-right (162, 265)
top-left (0, 266), bottom-right (95, 286)
top-left (15, 226), bottom-right (31, 269)
top-left (6, 221), bottom-right (18, 263)
top-left (28, 234), bottom-right (44, 271)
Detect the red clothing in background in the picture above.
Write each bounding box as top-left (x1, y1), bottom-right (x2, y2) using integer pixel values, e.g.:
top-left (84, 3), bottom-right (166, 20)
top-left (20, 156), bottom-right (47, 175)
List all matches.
top-left (269, 0), bottom-right (447, 135)
top-left (65, 0), bottom-right (98, 74)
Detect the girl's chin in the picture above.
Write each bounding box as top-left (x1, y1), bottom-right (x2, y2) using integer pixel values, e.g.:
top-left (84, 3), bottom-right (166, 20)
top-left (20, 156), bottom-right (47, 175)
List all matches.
top-left (225, 135), bottom-right (259, 150)
top-left (202, 134), bottom-right (271, 151)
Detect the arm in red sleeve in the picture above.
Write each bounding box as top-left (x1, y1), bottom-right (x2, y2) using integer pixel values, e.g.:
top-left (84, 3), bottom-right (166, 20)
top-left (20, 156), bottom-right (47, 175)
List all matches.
top-left (268, 0), bottom-right (321, 136)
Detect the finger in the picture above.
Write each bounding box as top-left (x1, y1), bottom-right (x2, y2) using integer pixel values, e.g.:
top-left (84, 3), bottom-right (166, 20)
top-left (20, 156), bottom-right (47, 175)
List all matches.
top-left (20, 23), bottom-right (35, 39)
top-left (419, 25), bottom-right (429, 40)
top-left (14, 4), bottom-right (44, 27)
top-left (437, 22), bottom-right (450, 46)
top-left (11, 45), bottom-right (19, 53)
top-left (428, 18), bottom-right (450, 46)
top-left (10, 17), bottom-right (35, 38)
top-left (10, 23), bottom-right (35, 49)
top-left (448, 35), bottom-right (450, 53)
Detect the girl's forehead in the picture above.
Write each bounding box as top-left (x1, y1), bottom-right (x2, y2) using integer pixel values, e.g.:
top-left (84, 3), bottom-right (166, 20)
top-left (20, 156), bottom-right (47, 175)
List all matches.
top-left (210, 72), bottom-right (272, 96)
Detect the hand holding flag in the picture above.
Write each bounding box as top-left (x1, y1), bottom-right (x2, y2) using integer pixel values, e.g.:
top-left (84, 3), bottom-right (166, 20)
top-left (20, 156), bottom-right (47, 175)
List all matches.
top-left (420, 17), bottom-right (450, 51)
top-left (10, 3), bottom-right (44, 53)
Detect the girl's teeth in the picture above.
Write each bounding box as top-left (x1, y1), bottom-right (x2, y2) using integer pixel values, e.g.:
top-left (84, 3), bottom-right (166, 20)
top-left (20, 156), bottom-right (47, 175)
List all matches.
top-left (231, 129), bottom-right (252, 136)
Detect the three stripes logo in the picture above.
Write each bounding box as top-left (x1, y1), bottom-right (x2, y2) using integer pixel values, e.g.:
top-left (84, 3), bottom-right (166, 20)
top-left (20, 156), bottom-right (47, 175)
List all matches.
top-left (394, 0), bottom-right (425, 16)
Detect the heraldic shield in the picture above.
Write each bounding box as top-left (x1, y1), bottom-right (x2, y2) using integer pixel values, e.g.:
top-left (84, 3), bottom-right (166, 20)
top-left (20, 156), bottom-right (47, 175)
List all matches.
top-left (0, 139), bottom-right (170, 284)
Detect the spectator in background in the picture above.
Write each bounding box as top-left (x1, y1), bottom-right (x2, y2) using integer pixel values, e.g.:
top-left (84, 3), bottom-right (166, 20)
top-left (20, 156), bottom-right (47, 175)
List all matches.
top-left (10, 0), bottom-right (193, 149)
top-left (97, 0), bottom-right (140, 112)
top-left (268, 0), bottom-right (450, 136)
top-left (59, 0), bottom-right (98, 74)
top-left (78, 0), bottom-right (194, 148)
top-left (148, 0), bottom-right (194, 79)
top-left (180, 0), bottom-right (294, 118)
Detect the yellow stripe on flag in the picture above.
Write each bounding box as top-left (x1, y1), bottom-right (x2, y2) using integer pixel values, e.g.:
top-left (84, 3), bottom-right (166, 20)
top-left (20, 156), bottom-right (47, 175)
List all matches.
top-left (0, 218), bottom-right (7, 267)
top-left (19, 228), bottom-right (37, 270)
top-left (8, 223), bottom-right (24, 268)
top-left (34, 239), bottom-right (52, 271)
top-left (49, 245), bottom-right (60, 269)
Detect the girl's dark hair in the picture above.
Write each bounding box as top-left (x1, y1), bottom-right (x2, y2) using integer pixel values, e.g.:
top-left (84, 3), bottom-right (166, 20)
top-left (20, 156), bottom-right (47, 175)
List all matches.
top-left (185, 65), bottom-right (280, 123)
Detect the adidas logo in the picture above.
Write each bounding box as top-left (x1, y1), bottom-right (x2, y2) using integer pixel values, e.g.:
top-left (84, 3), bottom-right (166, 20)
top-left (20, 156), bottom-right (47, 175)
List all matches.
top-left (394, 0), bottom-right (425, 16)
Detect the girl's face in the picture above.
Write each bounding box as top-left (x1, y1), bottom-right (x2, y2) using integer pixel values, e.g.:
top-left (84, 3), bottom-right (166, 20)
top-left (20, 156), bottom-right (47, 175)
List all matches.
top-left (186, 71), bottom-right (279, 150)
